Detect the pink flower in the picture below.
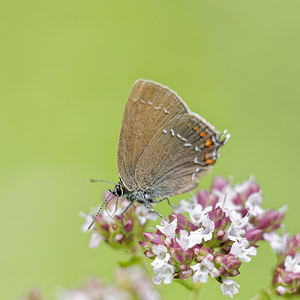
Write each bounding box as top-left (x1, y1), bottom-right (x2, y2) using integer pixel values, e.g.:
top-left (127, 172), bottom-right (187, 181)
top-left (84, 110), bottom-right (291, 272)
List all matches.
top-left (220, 254), bottom-right (241, 276)
top-left (57, 267), bottom-right (161, 300)
top-left (81, 193), bottom-right (158, 250)
top-left (211, 176), bottom-right (229, 192)
top-left (267, 232), bottom-right (300, 296)
top-left (139, 176), bottom-right (284, 297)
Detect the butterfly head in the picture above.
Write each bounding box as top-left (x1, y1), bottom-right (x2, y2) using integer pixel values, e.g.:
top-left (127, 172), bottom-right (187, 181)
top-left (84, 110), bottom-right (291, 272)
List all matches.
top-left (110, 183), bottom-right (124, 198)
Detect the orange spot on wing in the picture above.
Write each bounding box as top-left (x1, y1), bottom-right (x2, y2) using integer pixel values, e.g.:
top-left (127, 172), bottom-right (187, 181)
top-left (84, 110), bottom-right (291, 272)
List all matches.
top-left (200, 131), bottom-right (207, 138)
top-left (187, 124), bottom-right (192, 128)
top-left (205, 153), bottom-right (215, 165)
top-left (193, 126), bottom-right (199, 131)
top-left (205, 138), bottom-right (213, 148)
top-left (207, 158), bottom-right (215, 165)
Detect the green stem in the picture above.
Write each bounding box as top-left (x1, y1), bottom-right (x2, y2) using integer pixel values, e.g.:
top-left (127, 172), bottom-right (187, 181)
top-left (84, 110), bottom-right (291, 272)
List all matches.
top-left (249, 287), bottom-right (273, 300)
top-left (174, 278), bottom-right (194, 291)
top-left (190, 288), bottom-right (200, 300)
top-left (174, 278), bottom-right (203, 300)
top-left (191, 282), bottom-right (202, 300)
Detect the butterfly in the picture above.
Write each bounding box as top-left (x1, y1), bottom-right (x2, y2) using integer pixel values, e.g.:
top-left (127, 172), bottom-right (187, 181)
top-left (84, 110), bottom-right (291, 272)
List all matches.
top-left (88, 80), bottom-right (229, 230)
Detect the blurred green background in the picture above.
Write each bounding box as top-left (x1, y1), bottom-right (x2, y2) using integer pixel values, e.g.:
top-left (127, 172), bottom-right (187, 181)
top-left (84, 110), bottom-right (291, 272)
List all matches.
top-left (1, 1), bottom-right (299, 299)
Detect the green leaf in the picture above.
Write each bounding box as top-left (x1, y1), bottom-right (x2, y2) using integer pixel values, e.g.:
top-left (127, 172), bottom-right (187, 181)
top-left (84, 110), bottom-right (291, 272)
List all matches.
top-left (118, 256), bottom-right (141, 268)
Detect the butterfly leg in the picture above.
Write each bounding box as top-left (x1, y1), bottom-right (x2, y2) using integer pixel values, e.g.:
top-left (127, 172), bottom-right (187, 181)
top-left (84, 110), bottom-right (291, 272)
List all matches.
top-left (143, 203), bottom-right (170, 224)
top-left (152, 197), bottom-right (174, 209)
top-left (120, 201), bottom-right (133, 230)
top-left (103, 196), bottom-right (118, 221)
top-left (112, 197), bottom-right (119, 215)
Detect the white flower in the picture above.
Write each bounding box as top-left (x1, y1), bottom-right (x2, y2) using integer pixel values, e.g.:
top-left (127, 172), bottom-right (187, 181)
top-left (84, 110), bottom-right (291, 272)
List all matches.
top-left (102, 205), bottom-right (121, 225)
top-left (102, 287), bottom-right (131, 300)
top-left (126, 267), bottom-right (161, 300)
top-left (79, 208), bottom-right (98, 232)
top-left (284, 253), bottom-right (300, 273)
top-left (230, 210), bottom-right (249, 228)
top-left (263, 231), bottom-right (289, 254)
top-left (152, 244), bottom-right (168, 259)
top-left (156, 218), bottom-right (177, 239)
top-left (89, 232), bottom-right (103, 248)
top-left (279, 205), bottom-right (288, 213)
top-left (230, 238), bottom-right (257, 262)
top-left (188, 214), bottom-right (215, 248)
top-left (188, 204), bottom-right (212, 227)
top-left (200, 214), bottom-right (215, 242)
top-left (175, 193), bottom-right (205, 214)
top-left (187, 230), bottom-right (204, 249)
top-left (178, 215), bottom-right (215, 250)
top-left (151, 253), bottom-right (175, 285)
top-left (191, 255), bottom-right (219, 283)
top-left (234, 176), bottom-right (255, 194)
top-left (214, 185), bottom-right (241, 215)
top-left (223, 211), bottom-right (249, 242)
top-left (150, 241), bottom-right (175, 286)
top-left (220, 278), bottom-right (240, 298)
top-left (176, 230), bottom-right (190, 251)
top-left (135, 206), bottom-right (158, 225)
top-left (276, 285), bottom-right (287, 295)
top-left (57, 290), bottom-right (91, 300)
top-left (174, 199), bottom-right (191, 213)
top-left (245, 192), bottom-right (264, 216)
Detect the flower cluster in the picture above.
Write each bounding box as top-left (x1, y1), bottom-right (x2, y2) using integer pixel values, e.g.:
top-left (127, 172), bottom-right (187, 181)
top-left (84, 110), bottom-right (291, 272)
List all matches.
top-left (57, 267), bottom-right (161, 300)
top-left (19, 267), bottom-right (161, 300)
top-left (264, 231), bottom-right (300, 296)
top-left (139, 176), bottom-right (285, 298)
top-left (80, 192), bottom-right (157, 251)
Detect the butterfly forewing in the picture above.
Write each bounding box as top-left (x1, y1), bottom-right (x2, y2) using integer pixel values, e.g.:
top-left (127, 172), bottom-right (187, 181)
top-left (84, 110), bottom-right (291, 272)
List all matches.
top-left (117, 80), bottom-right (190, 190)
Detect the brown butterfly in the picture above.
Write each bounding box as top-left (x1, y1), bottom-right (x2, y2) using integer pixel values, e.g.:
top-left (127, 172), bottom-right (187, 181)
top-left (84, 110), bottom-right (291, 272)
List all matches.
top-left (88, 80), bottom-right (229, 230)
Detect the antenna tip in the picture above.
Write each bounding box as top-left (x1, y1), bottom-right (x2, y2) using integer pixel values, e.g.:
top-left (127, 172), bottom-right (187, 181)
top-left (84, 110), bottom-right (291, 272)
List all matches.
top-left (89, 179), bottom-right (101, 183)
top-left (87, 228), bottom-right (90, 232)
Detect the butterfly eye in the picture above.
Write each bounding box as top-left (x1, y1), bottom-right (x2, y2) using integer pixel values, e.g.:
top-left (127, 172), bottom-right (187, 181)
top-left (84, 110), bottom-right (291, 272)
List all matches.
top-left (114, 184), bottom-right (123, 197)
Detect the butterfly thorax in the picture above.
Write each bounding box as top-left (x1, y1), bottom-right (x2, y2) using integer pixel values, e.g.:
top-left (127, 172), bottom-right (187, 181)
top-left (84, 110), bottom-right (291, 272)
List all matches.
top-left (112, 182), bottom-right (155, 205)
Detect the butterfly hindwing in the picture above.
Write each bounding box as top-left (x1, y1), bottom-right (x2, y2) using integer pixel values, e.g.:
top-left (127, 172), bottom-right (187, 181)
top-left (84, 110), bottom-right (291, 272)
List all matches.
top-left (135, 112), bottom-right (227, 198)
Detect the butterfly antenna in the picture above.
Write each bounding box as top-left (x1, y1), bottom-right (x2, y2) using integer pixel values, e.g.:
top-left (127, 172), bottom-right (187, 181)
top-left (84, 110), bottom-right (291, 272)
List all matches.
top-left (87, 192), bottom-right (114, 232)
top-left (89, 179), bottom-right (117, 185)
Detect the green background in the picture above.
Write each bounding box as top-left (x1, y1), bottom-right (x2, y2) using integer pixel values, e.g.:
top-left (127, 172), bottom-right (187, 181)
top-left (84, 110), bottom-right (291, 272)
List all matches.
top-left (1, 1), bottom-right (299, 299)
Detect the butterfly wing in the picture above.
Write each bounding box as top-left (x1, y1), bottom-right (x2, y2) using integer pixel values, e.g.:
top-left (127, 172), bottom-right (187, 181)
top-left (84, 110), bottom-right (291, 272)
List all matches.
top-left (117, 80), bottom-right (190, 190)
top-left (135, 112), bottom-right (229, 198)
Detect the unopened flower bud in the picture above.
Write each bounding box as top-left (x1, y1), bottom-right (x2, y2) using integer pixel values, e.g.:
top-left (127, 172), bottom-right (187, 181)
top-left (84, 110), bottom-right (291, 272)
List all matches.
top-left (221, 254), bottom-right (241, 276)
top-left (211, 176), bottom-right (228, 192)
top-left (244, 228), bottom-right (263, 244)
